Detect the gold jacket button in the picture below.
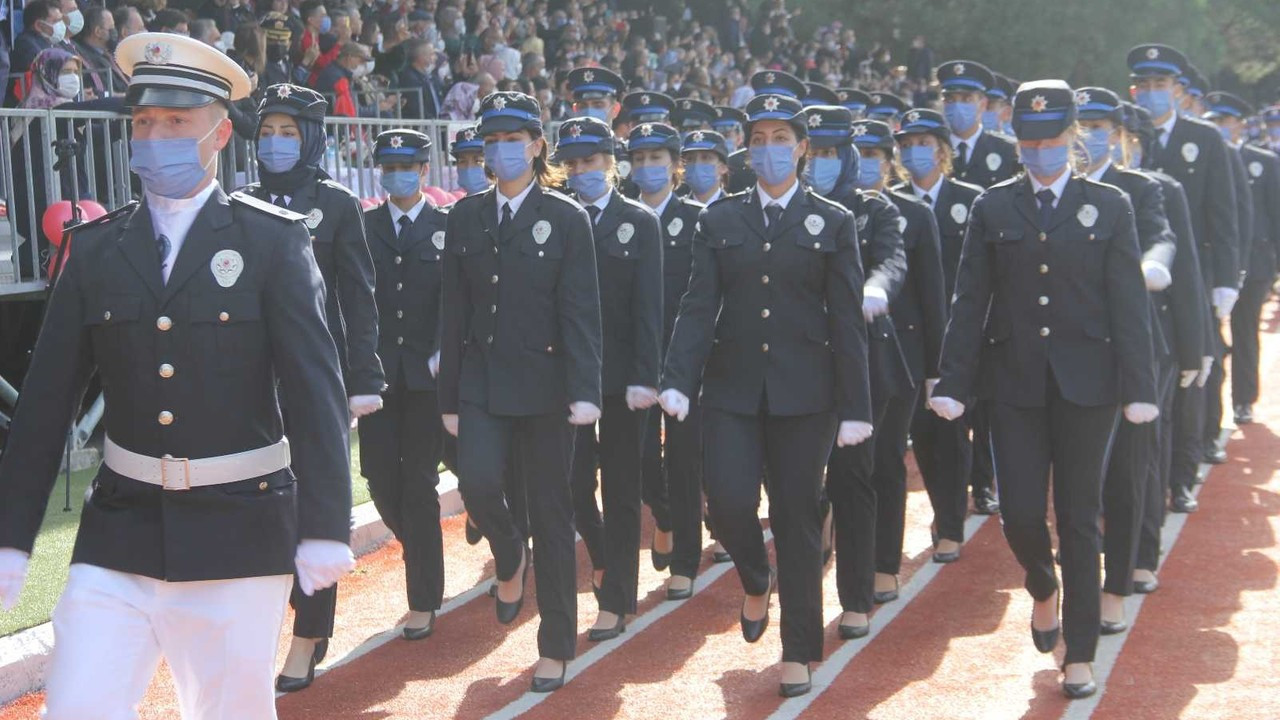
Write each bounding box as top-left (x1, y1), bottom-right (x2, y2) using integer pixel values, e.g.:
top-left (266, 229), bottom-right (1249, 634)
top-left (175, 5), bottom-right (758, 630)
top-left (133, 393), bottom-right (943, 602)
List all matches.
top-left (258, 481), bottom-right (269, 491)
top-left (158, 411), bottom-right (174, 425)
top-left (156, 316), bottom-right (173, 331)
top-left (158, 363), bottom-right (175, 379)
top-left (1040, 327), bottom-right (1051, 337)
top-left (219, 311), bottom-right (230, 323)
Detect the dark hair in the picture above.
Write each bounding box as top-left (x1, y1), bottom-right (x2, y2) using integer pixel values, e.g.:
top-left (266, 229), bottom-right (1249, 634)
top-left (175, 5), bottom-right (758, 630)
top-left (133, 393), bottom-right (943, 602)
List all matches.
top-left (299, 0), bottom-right (325, 22)
top-left (81, 5), bottom-right (112, 39)
top-left (151, 8), bottom-right (188, 32)
top-left (234, 19), bottom-right (266, 75)
top-left (112, 5), bottom-right (138, 31)
top-left (190, 17), bottom-right (217, 41)
top-left (24, 0), bottom-right (55, 24)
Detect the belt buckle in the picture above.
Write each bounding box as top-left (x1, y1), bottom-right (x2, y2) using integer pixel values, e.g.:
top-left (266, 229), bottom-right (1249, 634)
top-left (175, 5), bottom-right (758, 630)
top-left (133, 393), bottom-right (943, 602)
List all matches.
top-left (160, 455), bottom-right (192, 490)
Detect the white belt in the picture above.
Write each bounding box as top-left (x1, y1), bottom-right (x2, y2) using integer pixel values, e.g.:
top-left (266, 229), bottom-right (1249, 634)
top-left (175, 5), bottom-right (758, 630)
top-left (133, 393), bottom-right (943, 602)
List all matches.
top-left (104, 437), bottom-right (291, 491)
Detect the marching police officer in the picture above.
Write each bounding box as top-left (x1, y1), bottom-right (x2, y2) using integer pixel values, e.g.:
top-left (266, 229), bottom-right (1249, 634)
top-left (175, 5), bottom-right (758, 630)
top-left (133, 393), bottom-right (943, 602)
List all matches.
top-left (866, 91), bottom-right (910, 127)
top-left (240, 82), bottom-right (386, 692)
top-left (984, 72), bottom-right (1017, 136)
top-left (557, 116), bottom-right (663, 638)
top-left (930, 80), bottom-right (1157, 699)
top-left (439, 91), bottom-right (603, 693)
top-left (893, 108), bottom-right (985, 561)
top-left (836, 87), bottom-right (872, 120)
top-left (803, 81), bottom-right (840, 107)
top-left (682, 128), bottom-right (732, 205)
top-left (615, 90), bottom-right (677, 197)
top-left (722, 71), bottom-right (807, 194)
top-left (671, 98), bottom-right (716, 131)
top-left (566, 66), bottom-right (626, 123)
top-left (0, 33), bottom-right (353, 718)
top-left (715, 105), bottom-right (755, 194)
top-left (452, 125), bottom-right (492, 196)
top-left (358, 129), bottom-right (450, 644)
top-left (659, 91), bottom-right (873, 698)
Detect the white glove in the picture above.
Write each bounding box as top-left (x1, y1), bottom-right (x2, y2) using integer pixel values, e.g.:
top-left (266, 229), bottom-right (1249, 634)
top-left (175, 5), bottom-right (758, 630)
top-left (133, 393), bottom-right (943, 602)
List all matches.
top-left (568, 401), bottom-right (602, 425)
top-left (1142, 261), bottom-right (1172, 292)
top-left (659, 388), bottom-right (690, 421)
top-left (836, 420), bottom-right (874, 447)
top-left (294, 539), bottom-right (355, 596)
top-left (428, 351), bottom-right (440, 378)
top-left (0, 548), bottom-right (30, 611)
top-left (862, 285), bottom-right (889, 323)
top-left (924, 377), bottom-right (940, 402)
top-left (929, 396), bottom-right (966, 421)
top-left (348, 395), bottom-right (384, 419)
top-left (1179, 369), bottom-right (1198, 388)
top-left (442, 413), bottom-right (459, 437)
top-left (1212, 286), bottom-right (1238, 319)
top-left (625, 386), bottom-right (659, 411)
top-left (1124, 402), bottom-right (1160, 424)
top-left (1197, 355), bottom-right (1213, 388)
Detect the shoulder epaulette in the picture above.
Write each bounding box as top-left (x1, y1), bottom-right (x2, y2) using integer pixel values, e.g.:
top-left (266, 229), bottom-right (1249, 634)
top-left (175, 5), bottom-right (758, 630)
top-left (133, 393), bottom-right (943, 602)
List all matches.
top-left (229, 190), bottom-right (308, 222)
top-left (78, 200), bottom-right (137, 231)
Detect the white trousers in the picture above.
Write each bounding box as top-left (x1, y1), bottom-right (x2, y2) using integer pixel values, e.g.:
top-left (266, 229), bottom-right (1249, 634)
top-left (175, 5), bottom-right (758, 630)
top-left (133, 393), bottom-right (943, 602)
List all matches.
top-left (42, 564), bottom-right (293, 720)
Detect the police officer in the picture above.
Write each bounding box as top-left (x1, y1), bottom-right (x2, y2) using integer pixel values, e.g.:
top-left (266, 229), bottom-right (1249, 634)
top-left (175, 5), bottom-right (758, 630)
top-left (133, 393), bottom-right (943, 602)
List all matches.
top-left (557, 117), bottom-right (663, 637)
top-left (1206, 93), bottom-right (1280, 426)
top-left (566, 66), bottom-right (626, 123)
top-left (682, 128), bottom-right (732, 205)
top-left (722, 71), bottom-right (807, 194)
top-left (671, 97), bottom-right (716, 131)
top-left (628, 122), bottom-right (706, 600)
top-left (1075, 86), bottom-right (1179, 634)
top-left (1127, 44), bottom-right (1239, 511)
top-left (241, 83), bottom-right (386, 692)
top-left (358, 129), bottom-right (450, 645)
top-left (439, 91), bottom-right (603, 693)
top-left (803, 81), bottom-right (840, 107)
top-left (452, 125), bottom-right (492, 196)
top-left (984, 72), bottom-right (1017, 136)
top-left (0, 33), bottom-right (353, 718)
top-left (836, 88), bottom-right (872, 120)
top-left (893, 108), bottom-right (985, 562)
top-left (866, 91), bottom-right (910, 127)
top-left (930, 80), bottom-right (1158, 699)
top-left (659, 91), bottom-right (872, 698)
top-left (616, 90), bottom-right (676, 197)
top-left (715, 105), bottom-right (755, 194)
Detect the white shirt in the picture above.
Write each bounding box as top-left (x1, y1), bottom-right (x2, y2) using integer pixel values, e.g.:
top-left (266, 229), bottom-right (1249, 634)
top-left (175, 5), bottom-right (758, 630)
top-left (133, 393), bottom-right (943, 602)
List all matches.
top-left (700, 188), bottom-right (725, 205)
top-left (756, 180), bottom-right (800, 225)
top-left (1087, 159), bottom-right (1113, 182)
top-left (269, 193), bottom-right (293, 207)
top-left (389, 193), bottom-right (429, 229)
top-left (950, 125), bottom-right (983, 158)
top-left (649, 190), bottom-right (674, 219)
top-left (1156, 114), bottom-right (1177, 148)
top-left (1029, 167), bottom-right (1071, 209)
top-left (912, 176), bottom-right (943, 209)
top-left (582, 190), bottom-right (611, 222)
top-left (495, 180), bottom-right (536, 224)
top-left (148, 180), bottom-right (219, 285)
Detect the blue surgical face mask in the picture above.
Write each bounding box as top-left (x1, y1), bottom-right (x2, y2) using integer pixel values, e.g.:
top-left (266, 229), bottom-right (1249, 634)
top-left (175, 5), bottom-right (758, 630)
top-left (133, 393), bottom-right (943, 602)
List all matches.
top-left (129, 122), bottom-right (220, 199)
top-left (900, 145), bottom-right (937, 179)
top-left (484, 140), bottom-right (533, 182)
top-left (1135, 89), bottom-right (1174, 119)
top-left (567, 169), bottom-right (608, 200)
top-left (855, 155), bottom-right (883, 189)
top-left (749, 144), bottom-right (797, 186)
top-left (380, 170), bottom-right (421, 197)
top-left (319, 15), bottom-right (332, 33)
top-left (944, 100), bottom-right (980, 134)
top-left (632, 164), bottom-right (671, 194)
top-left (982, 110), bottom-right (1001, 132)
top-left (257, 135), bottom-right (301, 173)
top-left (804, 155), bottom-right (841, 195)
top-left (581, 106), bottom-right (609, 122)
top-left (685, 162), bottom-right (720, 196)
top-left (457, 165), bottom-right (490, 194)
top-left (1082, 127), bottom-right (1113, 167)
top-left (1019, 144), bottom-right (1070, 178)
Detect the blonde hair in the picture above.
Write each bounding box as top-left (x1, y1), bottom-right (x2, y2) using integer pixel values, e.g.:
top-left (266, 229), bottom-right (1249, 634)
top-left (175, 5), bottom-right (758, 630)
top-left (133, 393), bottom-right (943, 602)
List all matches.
top-left (892, 138), bottom-right (954, 185)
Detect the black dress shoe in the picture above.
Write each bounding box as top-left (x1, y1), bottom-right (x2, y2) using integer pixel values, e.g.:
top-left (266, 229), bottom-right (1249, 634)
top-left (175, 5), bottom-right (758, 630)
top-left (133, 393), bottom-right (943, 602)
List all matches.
top-left (465, 518), bottom-right (483, 546)
top-left (275, 639), bottom-right (328, 693)
top-left (587, 615), bottom-right (627, 642)
top-left (1234, 404), bottom-right (1254, 425)
top-left (1063, 679), bottom-right (1097, 699)
top-left (487, 582), bottom-right (497, 597)
top-left (873, 577), bottom-right (899, 604)
top-left (1031, 622), bottom-right (1060, 653)
top-left (530, 661), bottom-right (567, 693)
top-left (496, 546), bottom-right (531, 625)
top-left (651, 536), bottom-right (672, 572)
top-left (778, 667), bottom-right (812, 698)
top-left (712, 549), bottom-right (733, 564)
top-left (973, 488), bottom-right (999, 515)
top-left (933, 549), bottom-right (960, 564)
top-left (1170, 487), bottom-right (1199, 513)
top-left (740, 568), bottom-right (776, 643)
top-left (1203, 444), bottom-right (1227, 465)
top-left (1133, 578), bottom-right (1159, 594)
top-left (838, 620), bottom-right (870, 639)
top-left (1100, 619), bottom-right (1128, 635)
top-left (666, 577), bottom-right (694, 600)
top-left (403, 612), bottom-right (436, 640)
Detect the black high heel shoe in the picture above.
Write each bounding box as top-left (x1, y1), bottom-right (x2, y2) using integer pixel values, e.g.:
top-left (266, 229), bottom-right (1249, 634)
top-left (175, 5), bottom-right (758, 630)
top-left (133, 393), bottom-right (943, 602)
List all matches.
top-left (1031, 592), bottom-right (1060, 653)
top-left (587, 614), bottom-right (627, 642)
top-left (496, 545), bottom-right (531, 625)
top-left (403, 612), bottom-right (436, 640)
top-left (275, 638), bottom-right (329, 693)
top-left (740, 568), bottom-right (776, 643)
top-left (779, 665), bottom-right (812, 698)
top-left (530, 660), bottom-right (567, 693)
top-left (1062, 663), bottom-right (1097, 699)
top-left (873, 576), bottom-right (899, 604)
top-left (651, 532), bottom-right (672, 571)
top-left (465, 517), bottom-right (483, 546)
top-left (838, 614), bottom-right (870, 640)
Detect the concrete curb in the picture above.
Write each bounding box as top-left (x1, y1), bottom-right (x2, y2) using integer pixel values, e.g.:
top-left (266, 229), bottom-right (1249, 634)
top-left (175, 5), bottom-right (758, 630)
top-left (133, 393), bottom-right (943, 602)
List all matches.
top-left (0, 473), bottom-right (463, 706)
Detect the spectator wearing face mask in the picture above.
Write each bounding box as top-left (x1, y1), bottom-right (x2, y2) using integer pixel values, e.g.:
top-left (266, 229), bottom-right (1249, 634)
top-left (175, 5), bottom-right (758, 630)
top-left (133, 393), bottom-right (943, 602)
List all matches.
top-left (76, 6), bottom-right (128, 98)
top-left (7, 0), bottom-right (68, 106)
top-left (314, 41), bottom-right (384, 117)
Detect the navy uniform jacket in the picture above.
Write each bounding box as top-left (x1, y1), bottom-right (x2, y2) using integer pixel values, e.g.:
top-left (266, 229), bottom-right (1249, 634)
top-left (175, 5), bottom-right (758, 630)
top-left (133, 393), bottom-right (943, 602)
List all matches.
top-left (1226, 144), bottom-right (1255, 275)
top-left (1240, 145), bottom-right (1280, 280)
top-left (887, 190), bottom-right (947, 384)
top-left (953, 130), bottom-right (1021, 188)
top-left (1147, 116), bottom-right (1239, 290)
top-left (0, 189), bottom-right (352, 581)
top-left (896, 178), bottom-right (984, 302)
top-left (591, 190), bottom-right (664, 394)
top-left (655, 194), bottom-right (706, 348)
top-left (364, 200), bottom-right (448, 392)
top-left (1148, 170), bottom-right (1209, 371)
top-left (243, 178), bottom-right (385, 396)
top-left (725, 148), bottom-right (757, 194)
top-left (662, 188), bottom-right (872, 423)
top-left (936, 175), bottom-right (1157, 408)
top-left (439, 184), bottom-right (603, 416)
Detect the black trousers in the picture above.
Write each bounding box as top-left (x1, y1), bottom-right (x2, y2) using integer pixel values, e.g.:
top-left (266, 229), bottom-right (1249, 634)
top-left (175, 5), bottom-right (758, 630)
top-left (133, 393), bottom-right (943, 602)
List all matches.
top-left (1203, 321), bottom-right (1227, 445)
top-left (570, 395), bottom-right (647, 615)
top-left (1231, 263), bottom-right (1274, 408)
top-left (968, 399), bottom-right (996, 499)
top-left (1169, 373), bottom-right (1206, 494)
top-left (357, 386), bottom-right (444, 612)
top-left (703, 406), bottom-right (836, 665)
top-left (1112, 361), bottom-right (1176, 582)
top-left (457, 402), bottom-right (577, 660)
top-left (870, 386), bottom-right (919, 575)
top-left (1138, 361), bottom-right (1181, 571)
top-left (825, 395), bottom-right (890, 614)
top-left (989, 373), bottom-right (1119, 666)
top-left (912, 401), bottom-right (973, 544)
top-left (640, 404), bottom-right (705, 579)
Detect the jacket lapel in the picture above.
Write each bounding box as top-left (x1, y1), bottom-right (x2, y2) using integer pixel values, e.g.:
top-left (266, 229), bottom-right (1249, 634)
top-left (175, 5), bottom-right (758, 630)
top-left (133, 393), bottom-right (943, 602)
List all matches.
top-left (116, 200), bottom-right (163, 299)
top-left (500, 183), bottom-right (544, 242)
top-left (593, 190), bottom-right (624, 244)
top-left (161, 187), bottom-right (234, 305)
top-left (367, 203), bottom-right (399, 254)
top-left (739, 190), bottom-right (768, 242)
top-left (1012, 176), bottom-right (1041, 229)
top-left (773, 188), bottom-right (811, 238)
top-left (477, 189), bottom-right (498, 246)
top-left (1046, 176), bottom-right (1083, 233)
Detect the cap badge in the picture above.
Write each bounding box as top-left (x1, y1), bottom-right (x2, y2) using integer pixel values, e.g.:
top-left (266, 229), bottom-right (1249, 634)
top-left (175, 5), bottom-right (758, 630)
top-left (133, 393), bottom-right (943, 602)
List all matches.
top-left (838, 91), bottom-right (848, 102)
top-left (583, 70), bottom-right (595, 83)
top-left (1075, 90), bottom-right (1091, 106)
top-left (492, 95), bottom-right (507, 111)
top-left (691, 130), bottom-right (705, 143)
top-left (143, 42), bottom-right (173, 65)
top-left (954, 63), bottom-right (966, 75)
top-left (463, 128), bottom-right (476, 141)
top-left (568, 123), bottom-right (583, 138)
top-left (905, 110), bottom-right (920, 124)
top-left (762, 96), bottom-right (779, 112)
top-left (808, 113), bottom-right (822, 127)
top-left (1030, 95), bottom-right (1048, 112)
top-left (275, 85), bottom-right (292, 99)
top-left (852, 124), bottom-right (868, 137)
top-left (765, 72), bottom-right (776, 84)
top-left (1147, 47), bottom-right (1160, 59)
top-left (640, 124), bottom-right (653, 136)
top-left (682, 100), bottom-right (692, 109)
top-left (641, 94), bottom-right (651, 105)
top-left (389, 135), bottom-right (404, 148)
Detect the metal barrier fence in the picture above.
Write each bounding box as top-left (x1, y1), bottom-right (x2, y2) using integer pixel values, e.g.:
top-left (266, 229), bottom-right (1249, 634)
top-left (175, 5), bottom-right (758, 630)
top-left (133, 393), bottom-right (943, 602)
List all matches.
top-left (0, 109), bottom-right (494, 298)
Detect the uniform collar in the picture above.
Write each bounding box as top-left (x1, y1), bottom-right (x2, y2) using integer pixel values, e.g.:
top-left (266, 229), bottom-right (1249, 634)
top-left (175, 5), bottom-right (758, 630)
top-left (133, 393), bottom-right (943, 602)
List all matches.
top-left (1087, 159), bottom-right (1112, 182)
top-left (649, 190), bottom-right (674, 218)
top-left (495, 179), bottom-right (536, 218)
top-left (912, 175), bottom-right (943, 206)
top-left (756, 179), bottom-right (800, 211)
top-left (950, 124), bottom-right (984, 148)
top-left (1029, 168), bottom-right (1071, 205)
top-left (389, 193), bottom-right (430, 225)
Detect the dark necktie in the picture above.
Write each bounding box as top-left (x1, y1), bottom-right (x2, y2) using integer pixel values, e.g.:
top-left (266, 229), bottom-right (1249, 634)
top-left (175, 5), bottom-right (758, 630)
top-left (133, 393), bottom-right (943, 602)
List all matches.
top-left (1036, 189), bottom-right (1056, 229)
top-left (500, 201), bottom-right (513, 237)
top-left (586, 205), bottom-right (600, 225)
top-left (764, 203), bottom-right (783, 229)
top-left (156, 233), bottom-right (171, 282)
top-left (954, 142), bottom-right (969, 175)
top-left (921, 193), bottom-right (932, 208)
top-left (273, 195), bottom-right (289, 209)
top-left (397, 215), bottom-right (412, 238)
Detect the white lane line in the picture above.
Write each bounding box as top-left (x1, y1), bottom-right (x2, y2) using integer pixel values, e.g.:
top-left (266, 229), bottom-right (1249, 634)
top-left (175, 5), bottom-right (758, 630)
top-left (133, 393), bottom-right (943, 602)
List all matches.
top-left (767, 511), bottom-right (992, 720)
top-left (1058, 426), bottom-right (1230, 720)
top-left (485, 530), bottom-right (774, 720)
